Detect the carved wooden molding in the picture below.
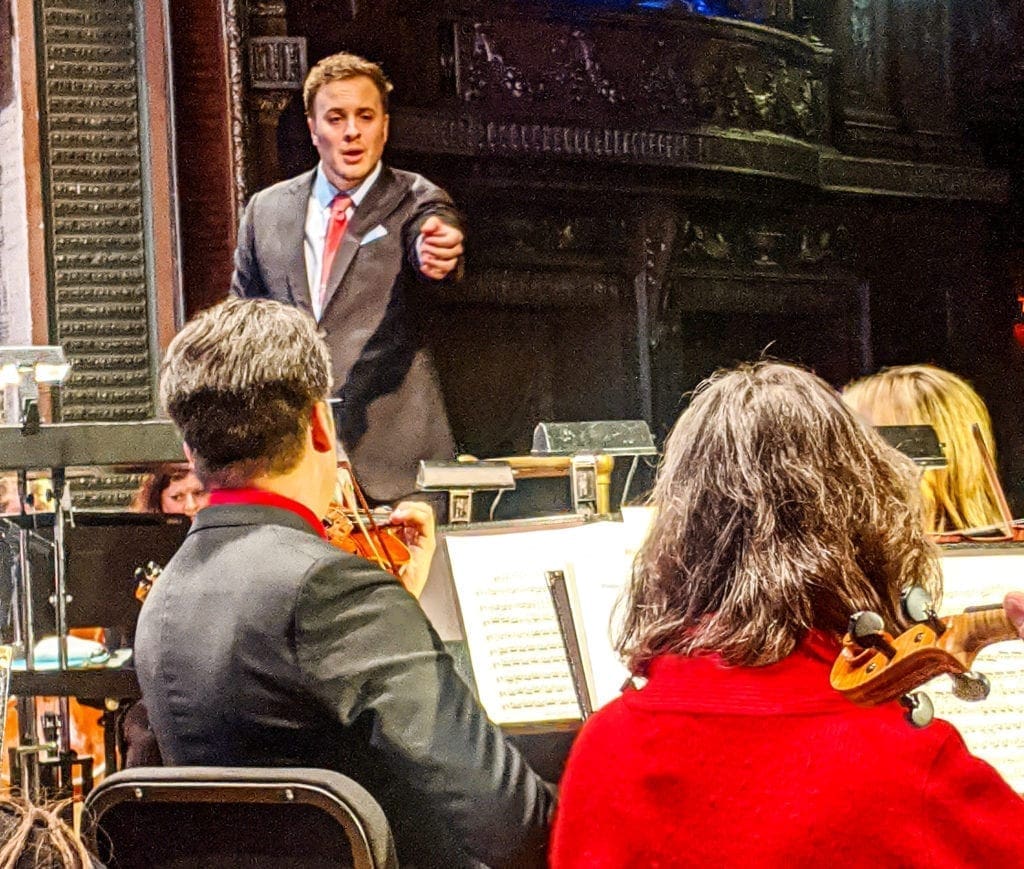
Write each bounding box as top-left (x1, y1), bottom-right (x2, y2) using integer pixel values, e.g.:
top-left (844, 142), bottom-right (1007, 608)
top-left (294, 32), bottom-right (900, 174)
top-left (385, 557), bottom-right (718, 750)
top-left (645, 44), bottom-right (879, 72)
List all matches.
top-left (453, 14), bottom-right (832, 143)
top-left (391, 109), bottom-right (823, 184)
top-left (223, 0), bottom-right (248, 215)
top-left (435, 268), bottom-right (624, 308)
top-left (392, 110), bottom-right (1008, 203)
top-left (249, 36), bottom-right (307, 90)
top-left (819, 154), bottom-right (1009, 203)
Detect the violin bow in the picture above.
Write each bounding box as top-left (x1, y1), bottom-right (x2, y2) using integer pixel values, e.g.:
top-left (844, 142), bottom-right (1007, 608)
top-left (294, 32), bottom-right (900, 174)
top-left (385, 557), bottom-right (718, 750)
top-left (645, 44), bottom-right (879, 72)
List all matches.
top-left (335, 463), bottom-right (398, 573)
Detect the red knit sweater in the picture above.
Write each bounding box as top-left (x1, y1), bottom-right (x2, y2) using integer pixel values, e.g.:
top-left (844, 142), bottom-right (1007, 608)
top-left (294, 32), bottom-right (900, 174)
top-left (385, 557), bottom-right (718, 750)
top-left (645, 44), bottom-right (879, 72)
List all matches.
top-left (552, 633), bottom-right (1024, 867)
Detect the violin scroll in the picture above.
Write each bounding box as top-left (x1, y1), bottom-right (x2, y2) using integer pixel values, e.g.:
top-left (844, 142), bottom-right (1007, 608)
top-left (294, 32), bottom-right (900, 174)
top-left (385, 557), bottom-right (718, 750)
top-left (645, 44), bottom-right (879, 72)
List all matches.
top-left (830, 587), bottom-right (1018, 723)
top-left (134, 561), bottom-right (163, 603)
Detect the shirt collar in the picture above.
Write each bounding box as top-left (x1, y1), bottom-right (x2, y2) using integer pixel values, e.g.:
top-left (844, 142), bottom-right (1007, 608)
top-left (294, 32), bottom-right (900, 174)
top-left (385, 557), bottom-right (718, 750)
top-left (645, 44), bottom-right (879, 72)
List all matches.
top-left (312, 161), bottom-right (382, 211)
top-left (208, 487), bottom-right (328, 539)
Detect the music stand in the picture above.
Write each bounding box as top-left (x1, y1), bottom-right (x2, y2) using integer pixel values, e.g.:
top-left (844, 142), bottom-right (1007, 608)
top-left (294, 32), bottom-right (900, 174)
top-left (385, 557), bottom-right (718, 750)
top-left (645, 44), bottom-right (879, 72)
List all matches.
top-left (0, 419), bottom-right (185, 796)
top-left (0, 345), bottom-right (69, 431)
top-left (875, 425), bottom-right (947, 469)
top-left (6, 512), bottom-right (192, 647)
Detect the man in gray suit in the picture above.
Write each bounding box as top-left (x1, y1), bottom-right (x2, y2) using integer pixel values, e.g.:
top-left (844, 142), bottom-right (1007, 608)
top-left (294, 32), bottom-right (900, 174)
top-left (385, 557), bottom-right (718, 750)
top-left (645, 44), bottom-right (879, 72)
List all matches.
top-left (135, 297), bottom-right (553, 868)
top-left (231, 52), bottom-right (463, 503)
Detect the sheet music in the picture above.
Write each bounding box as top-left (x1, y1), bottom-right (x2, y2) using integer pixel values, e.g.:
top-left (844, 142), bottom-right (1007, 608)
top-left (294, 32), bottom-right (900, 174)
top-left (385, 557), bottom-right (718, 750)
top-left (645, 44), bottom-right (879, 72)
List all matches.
top-left (445, 519), bottom-right (644, 723)
top-left (932, 548), bottom-right (1024, 793)
top-left (563, 523), bottom-right (640, 709)
top-left (445, 531), bottom-right (583, 725)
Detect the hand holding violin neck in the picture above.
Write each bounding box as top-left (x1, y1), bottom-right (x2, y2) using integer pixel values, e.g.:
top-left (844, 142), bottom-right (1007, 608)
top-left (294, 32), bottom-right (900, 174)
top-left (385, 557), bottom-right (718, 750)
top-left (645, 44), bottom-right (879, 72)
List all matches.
top-left (948, 604), bottom-right (1017, 659)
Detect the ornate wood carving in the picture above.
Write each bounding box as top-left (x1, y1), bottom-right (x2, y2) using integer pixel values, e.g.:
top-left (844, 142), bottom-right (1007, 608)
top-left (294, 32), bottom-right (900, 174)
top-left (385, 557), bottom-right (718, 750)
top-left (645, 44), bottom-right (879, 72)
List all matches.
top-left (669, 212), bottom-right (849, 272)
top-left (223, 0), bottom-right (248, 214)
top-left (436, 269), bottom-right (623, 308)
top-left (819, 154), bottom-right (1008, 203)
top-left (634, 206), bottom-right (678, 424)
top-left (455, 15), bottom-right (830, 142)
top-left (391, 110), bottom-right (824, 184)
top-left (249, 37), bottom-right (307, 90)
top-left (242, 1), bottom-right (302, 200)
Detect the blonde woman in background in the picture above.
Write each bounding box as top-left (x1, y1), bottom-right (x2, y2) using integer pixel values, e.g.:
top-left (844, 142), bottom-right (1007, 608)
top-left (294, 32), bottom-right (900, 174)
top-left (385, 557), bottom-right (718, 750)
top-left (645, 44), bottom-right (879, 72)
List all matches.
top-left (843, 364), bottom-right (1003, 534)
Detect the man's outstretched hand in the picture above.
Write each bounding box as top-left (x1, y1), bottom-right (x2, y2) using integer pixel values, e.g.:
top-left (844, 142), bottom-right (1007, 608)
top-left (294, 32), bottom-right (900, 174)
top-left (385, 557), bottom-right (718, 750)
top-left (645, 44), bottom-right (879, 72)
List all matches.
top-left (417, 215), bottom-right (463, 281)
top-left (1005, 592), bottom-right (1024, 640)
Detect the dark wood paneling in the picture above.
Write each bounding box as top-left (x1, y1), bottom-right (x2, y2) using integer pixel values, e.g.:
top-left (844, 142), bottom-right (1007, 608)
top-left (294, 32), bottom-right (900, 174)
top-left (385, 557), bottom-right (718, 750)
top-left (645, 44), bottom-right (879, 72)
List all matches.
top-left (185, 0), bottom-right (1024, 507)
top-left (169, 0), bottom-right (237, 316)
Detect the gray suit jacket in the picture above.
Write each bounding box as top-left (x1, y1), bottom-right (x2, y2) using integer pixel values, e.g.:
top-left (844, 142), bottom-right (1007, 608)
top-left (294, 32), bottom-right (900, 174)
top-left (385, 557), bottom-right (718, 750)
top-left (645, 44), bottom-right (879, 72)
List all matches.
top-left (135, 504), bottom-right (553, 868)
top-left (230, 166), bottom-right (458, 501)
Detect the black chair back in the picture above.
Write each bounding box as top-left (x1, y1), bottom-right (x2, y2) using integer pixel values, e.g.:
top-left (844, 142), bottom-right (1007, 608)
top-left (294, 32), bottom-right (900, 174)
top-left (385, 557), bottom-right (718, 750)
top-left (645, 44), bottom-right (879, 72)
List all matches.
top-left (83, 766), bottom-right (398, 869)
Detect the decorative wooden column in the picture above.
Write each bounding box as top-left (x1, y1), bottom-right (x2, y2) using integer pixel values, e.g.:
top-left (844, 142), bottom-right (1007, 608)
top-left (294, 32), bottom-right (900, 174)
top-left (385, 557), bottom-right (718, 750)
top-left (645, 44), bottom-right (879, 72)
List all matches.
top-left (30, 0), bottom-right (177, 505)
top-left (34, 0), bottom-right (154, 423)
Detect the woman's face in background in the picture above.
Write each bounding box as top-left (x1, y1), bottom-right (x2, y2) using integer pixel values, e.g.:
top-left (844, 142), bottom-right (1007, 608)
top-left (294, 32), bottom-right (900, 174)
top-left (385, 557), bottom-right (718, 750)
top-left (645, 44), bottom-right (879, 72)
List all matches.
top-left (160, 472), bottom-right (209, 518)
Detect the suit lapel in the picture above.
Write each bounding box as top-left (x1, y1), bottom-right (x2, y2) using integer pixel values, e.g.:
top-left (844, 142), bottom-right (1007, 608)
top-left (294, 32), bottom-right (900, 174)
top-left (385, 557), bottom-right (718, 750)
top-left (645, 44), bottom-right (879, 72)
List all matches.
top-left (282, 170), bottom-right (316, 316)
top-left (320, 167), bottom-right (409, 314)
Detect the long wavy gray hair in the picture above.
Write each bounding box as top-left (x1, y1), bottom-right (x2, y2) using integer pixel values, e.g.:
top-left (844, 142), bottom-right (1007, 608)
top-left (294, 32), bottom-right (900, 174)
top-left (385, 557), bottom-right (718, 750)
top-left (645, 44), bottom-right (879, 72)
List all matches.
top-left (619, 362), bottom-right (940, 671)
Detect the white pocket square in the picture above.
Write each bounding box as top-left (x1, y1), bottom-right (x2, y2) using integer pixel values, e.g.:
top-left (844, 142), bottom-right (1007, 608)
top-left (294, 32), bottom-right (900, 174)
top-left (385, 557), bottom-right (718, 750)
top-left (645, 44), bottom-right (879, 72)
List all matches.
top-left (360, 225), bottom-right (388, 246)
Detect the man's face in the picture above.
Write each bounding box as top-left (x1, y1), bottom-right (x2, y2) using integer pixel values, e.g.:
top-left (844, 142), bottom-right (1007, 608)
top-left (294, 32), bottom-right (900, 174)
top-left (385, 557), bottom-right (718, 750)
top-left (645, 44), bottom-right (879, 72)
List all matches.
top-left (307, 76), bottom-right (389, 190)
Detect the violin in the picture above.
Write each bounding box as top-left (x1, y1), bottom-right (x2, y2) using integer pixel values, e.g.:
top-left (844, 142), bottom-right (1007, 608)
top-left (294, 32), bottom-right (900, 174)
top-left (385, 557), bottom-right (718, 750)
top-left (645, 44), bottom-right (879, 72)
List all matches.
top-left (322, 461), bottom-right (411, 578)
top-left (134, 560), bottom-right (163, 604)
top-left (830, 586), bottom-right (1018, 726)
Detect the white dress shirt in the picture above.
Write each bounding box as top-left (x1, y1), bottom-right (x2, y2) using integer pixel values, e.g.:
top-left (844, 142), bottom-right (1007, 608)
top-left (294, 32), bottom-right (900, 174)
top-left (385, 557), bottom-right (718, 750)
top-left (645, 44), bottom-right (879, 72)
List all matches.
top-left (304, 161), bottom-right (382, 321)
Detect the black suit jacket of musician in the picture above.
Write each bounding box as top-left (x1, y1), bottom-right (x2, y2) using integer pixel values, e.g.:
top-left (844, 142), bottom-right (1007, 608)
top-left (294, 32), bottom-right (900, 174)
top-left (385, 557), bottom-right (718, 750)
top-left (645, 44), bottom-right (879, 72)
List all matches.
top-left (134, 503), bottom-right (553, 868)
top-left (230, 166), bottom-right (458, 502)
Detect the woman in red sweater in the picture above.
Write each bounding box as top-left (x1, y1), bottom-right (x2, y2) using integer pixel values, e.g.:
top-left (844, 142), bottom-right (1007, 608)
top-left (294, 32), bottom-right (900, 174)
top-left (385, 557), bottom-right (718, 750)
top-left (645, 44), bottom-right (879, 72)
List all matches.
top-left (552, 362), bottom-right (1024, 868)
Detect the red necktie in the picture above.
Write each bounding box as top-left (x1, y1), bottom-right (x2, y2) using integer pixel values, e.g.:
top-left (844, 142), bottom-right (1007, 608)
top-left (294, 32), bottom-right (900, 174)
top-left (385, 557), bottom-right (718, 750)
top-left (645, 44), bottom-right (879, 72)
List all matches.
top-left (320, 193), bottom-right (352, 308)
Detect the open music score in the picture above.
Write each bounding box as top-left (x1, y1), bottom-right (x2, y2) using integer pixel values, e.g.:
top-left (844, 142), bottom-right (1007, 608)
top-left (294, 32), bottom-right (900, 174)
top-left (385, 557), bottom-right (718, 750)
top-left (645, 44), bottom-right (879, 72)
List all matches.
top-left (931, 547), bottom-right (1024, 794)
top-left (471, 565), bottom-right (580, 723)
top-left (444, 517), bottom-right (649, 726)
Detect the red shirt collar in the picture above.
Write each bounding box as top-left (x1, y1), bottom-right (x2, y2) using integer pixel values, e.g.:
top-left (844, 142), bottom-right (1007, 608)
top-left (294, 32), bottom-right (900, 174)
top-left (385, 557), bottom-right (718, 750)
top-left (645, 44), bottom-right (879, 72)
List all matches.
top-left (207, 487), bottom-right (327, 540)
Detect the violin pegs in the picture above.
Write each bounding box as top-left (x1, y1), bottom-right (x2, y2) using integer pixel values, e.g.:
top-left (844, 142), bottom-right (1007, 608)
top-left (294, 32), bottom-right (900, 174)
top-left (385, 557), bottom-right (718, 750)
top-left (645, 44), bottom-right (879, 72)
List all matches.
top-left (848, 610), bottom-right (897, 659)
top-left (901, 586), bottom-right (946, 636)
top-left (950, 670), bottom-right (991, 702)
top-left (900, 691), bottom-right (934, 728)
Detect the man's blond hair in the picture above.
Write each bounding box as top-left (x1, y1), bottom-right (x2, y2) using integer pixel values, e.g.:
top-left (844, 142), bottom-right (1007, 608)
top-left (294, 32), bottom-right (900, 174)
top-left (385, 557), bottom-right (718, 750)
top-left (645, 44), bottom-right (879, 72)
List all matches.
top-left (303, 51), bottom-right (393, 115)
